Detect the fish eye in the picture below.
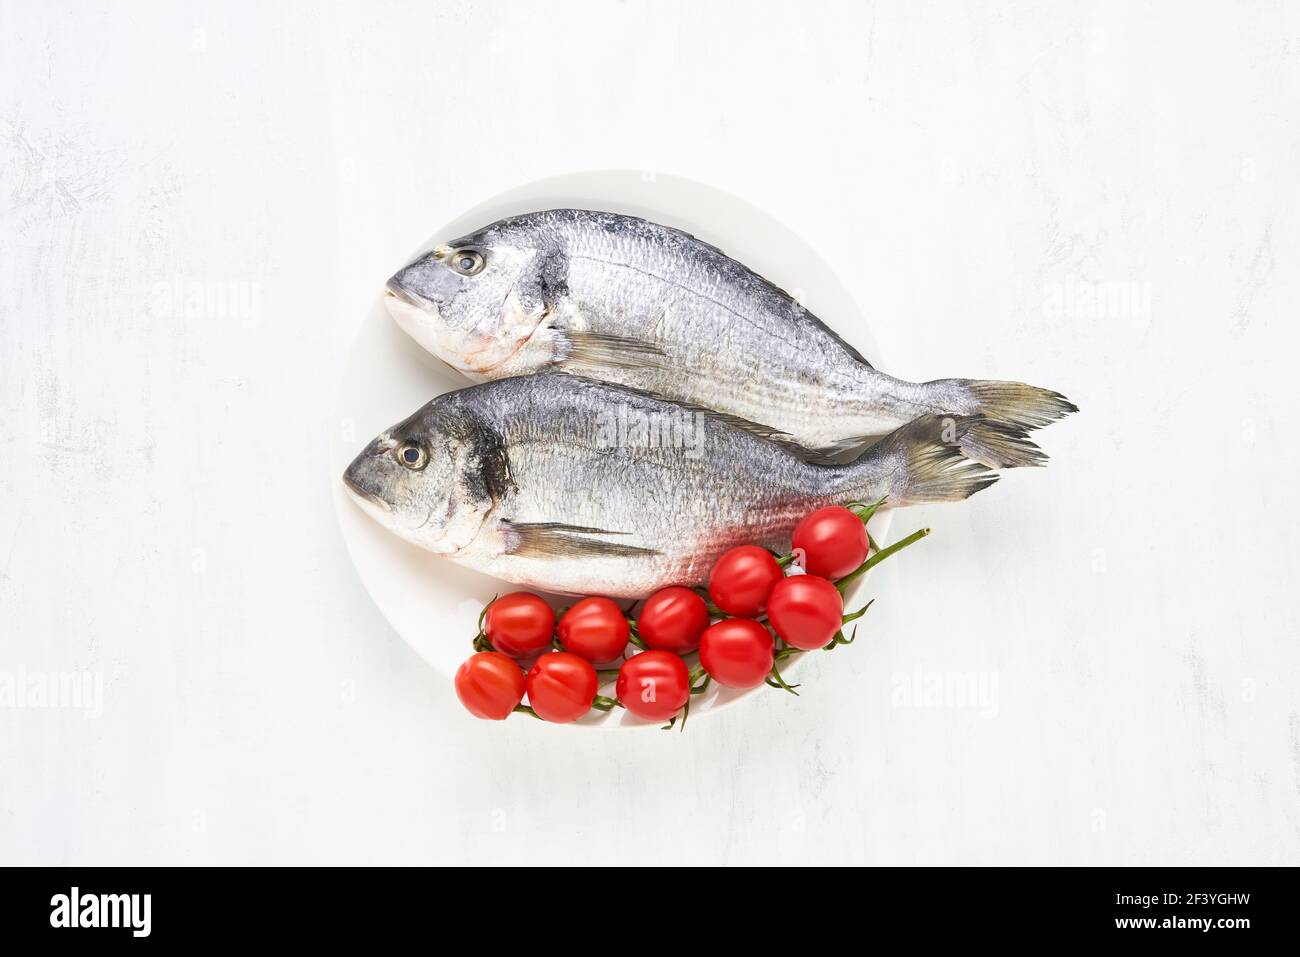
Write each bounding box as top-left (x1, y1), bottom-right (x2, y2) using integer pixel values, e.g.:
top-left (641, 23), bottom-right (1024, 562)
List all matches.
top-left (449, 249), bottom-right (485, 276)
top-left (397, 442), bottom-right (428, 469)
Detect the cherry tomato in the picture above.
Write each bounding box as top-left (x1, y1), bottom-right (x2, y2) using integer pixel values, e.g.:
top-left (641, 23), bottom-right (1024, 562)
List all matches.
top-left (767, 575), bottom-right (844, 650)
top-left (454, 652), bottom-right (526, 720)
top-left (558, 597), bottom-right (630, 663)
top-left (525, 652), bottom-right (598, 723)
top-left (699, 619), bottom-right (775, 689)
top-left (616, 650), bottom-right (690, 722)
top-left (708, 545), bottom-right (784, 617)
top-left (792, 506), bottom-right (870, 579)
top-left (485, 592), bottom-right (555, 658)
top-left (637, 586), bottom-right (710, 654)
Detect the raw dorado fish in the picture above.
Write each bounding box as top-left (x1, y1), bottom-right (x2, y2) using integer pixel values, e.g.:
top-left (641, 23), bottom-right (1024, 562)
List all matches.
top-left (342, 374), bottom-right (1042, 598)
top-left (384, 209), bottom-right (1075, 466)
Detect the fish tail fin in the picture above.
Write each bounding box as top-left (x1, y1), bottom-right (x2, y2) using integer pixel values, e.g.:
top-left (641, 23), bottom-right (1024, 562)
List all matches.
top-left (853, 414), bottom-right (1043, 506)
top-left (950, 379), bottom-right (1078, 431)
top-left (803, 422), bottom-right (1050, 470)
top-left (954, 418), bottom-right (1049, 470)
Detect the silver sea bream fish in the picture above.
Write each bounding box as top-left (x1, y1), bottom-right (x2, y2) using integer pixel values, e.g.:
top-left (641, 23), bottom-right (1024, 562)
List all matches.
top-left (342, 374), bottom-right (1042, 598)
top-left (383, 209), bottom-right (1076, 466)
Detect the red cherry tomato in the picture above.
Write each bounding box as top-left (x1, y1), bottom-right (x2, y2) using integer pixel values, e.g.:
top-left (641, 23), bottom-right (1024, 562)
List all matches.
top-left (525, 652), bottom-right (598, 723)
top-left (792, 506), bottom-right (870, 579)
top-left (698, 618), bottom-right (775, 689)
top-left (708, 545), bottom-right (784, 617)
top-left (455, 652), bottom-right (526, 720)
top-left (767, 575), bottom-right (844, 650)
top-left (485, 592), bottom-right (555, 658)
top-left (557, 597), bottom-right (630, 663)
top-left (637, 586), bottom-right (710, 654)
top-left (616, 650), bottom-right (690, 722)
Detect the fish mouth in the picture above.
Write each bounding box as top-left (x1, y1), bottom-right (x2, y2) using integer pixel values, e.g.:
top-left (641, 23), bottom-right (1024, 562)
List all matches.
top-left (384, 280), bottom-right (425, 309)
top-left (342, 474), bottom-right (391, 513)
top-left (384, 286), bottom-right (452, 363)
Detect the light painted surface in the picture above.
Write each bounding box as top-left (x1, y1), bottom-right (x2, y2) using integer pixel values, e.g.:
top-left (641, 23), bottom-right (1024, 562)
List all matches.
top-left (2, 0), bottom-right (1298, 865)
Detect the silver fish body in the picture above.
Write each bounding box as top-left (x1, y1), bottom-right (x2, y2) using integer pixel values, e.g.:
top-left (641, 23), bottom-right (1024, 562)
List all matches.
top-left (342, 374), bottom-right (1040, 598)
top-left (385, 210), bottom-right (1075, 463)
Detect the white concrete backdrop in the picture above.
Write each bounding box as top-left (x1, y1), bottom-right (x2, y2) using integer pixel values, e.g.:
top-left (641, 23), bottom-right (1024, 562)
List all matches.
top-left (2, 0), bottom-right (1298, 865)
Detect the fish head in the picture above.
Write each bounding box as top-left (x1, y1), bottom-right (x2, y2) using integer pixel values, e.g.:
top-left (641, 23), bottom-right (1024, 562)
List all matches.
top-left (385, 221), bottom-right (555, 375)
top-left (342, 401), bottom-right (503, 555)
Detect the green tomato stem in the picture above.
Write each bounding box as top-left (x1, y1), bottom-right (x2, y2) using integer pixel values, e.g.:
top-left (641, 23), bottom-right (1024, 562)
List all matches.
top-left (765, 661), bottom-right (801, 695)
top-left (836, 527), bottom-right (930, 593)
top-left (846, 497), bottom-right (886, 524)
top-left (842, 598), bottom-right (874, 625)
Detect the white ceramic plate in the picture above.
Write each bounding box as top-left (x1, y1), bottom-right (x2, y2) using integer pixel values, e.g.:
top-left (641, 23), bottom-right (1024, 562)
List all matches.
top-left (330, 171), bottom-right (892, 727)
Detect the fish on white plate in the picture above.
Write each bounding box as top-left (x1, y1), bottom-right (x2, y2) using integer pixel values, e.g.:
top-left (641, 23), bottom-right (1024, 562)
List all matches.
top-left (342, 374), bottom-right (1043, 598)
top-left (383, 209), bottom-right (1076, 467)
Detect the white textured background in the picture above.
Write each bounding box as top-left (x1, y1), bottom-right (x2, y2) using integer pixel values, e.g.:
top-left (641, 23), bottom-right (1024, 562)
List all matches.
top-left (3, 0), bottom-right (1298, 865)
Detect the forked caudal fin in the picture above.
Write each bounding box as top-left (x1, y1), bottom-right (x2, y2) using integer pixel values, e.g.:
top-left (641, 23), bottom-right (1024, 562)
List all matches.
top-left (864, 415), bottom-right (1045, 507)
top-left (953, 418), bottom-right (1048, 470)
top-left (809, 417), bottom-right (1049, 470)
top-left (956, 379), bottom-right (1079, 431)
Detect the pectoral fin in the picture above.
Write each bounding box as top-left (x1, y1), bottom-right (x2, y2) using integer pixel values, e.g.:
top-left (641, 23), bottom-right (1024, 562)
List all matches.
top-left (503, 522), bottom-right (661, 559)
top-left (557, 330), bottom-right (669, 372)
